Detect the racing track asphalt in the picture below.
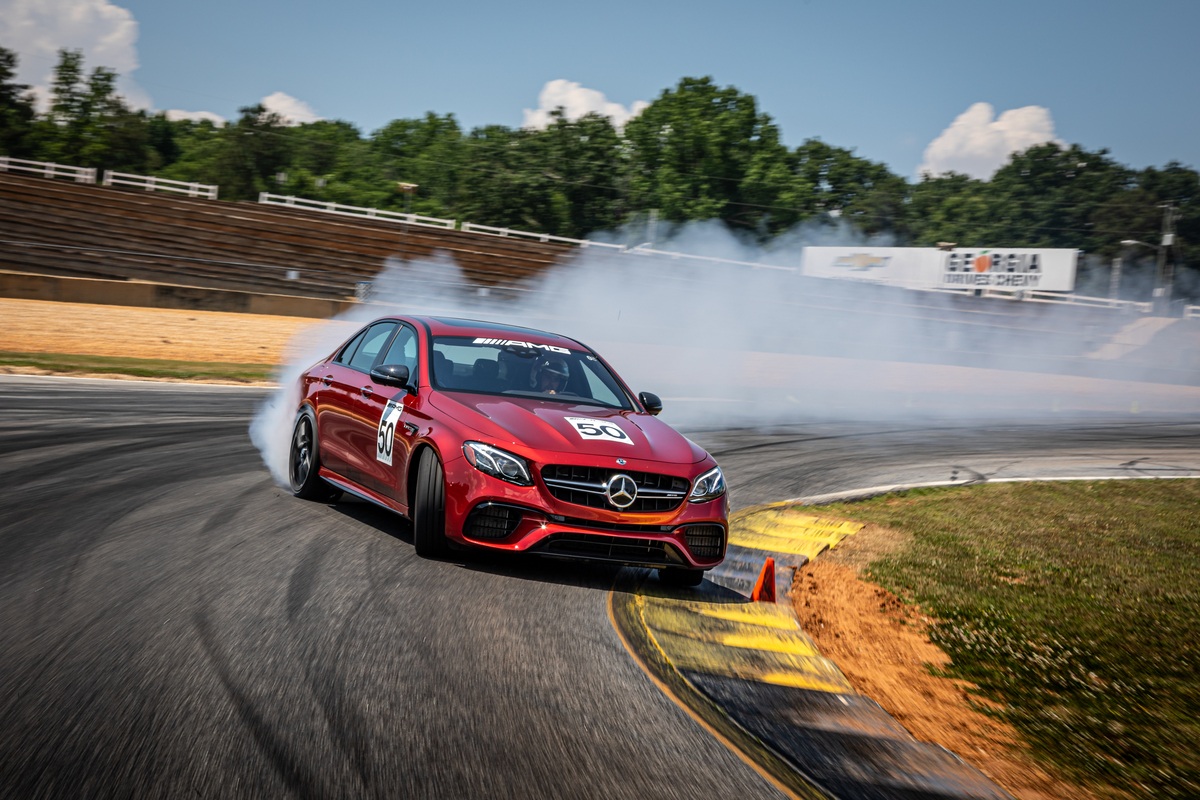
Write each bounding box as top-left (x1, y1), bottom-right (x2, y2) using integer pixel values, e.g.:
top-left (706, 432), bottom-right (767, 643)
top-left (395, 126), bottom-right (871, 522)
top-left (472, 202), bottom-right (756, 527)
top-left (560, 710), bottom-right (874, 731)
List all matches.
top-left (1, 374), bottom-right (1198, 799)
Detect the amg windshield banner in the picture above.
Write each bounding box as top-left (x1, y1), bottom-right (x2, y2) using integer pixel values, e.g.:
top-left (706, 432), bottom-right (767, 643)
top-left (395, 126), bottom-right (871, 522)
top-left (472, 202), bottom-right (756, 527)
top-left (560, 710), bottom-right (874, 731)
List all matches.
top-left (799, 247), bottom-right (1078, 293)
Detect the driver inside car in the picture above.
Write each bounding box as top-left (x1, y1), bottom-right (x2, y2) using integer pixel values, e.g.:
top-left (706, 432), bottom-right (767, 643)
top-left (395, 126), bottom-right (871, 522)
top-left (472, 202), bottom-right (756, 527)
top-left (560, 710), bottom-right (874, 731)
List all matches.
top-left (531, 356), bottom-right (569, 395)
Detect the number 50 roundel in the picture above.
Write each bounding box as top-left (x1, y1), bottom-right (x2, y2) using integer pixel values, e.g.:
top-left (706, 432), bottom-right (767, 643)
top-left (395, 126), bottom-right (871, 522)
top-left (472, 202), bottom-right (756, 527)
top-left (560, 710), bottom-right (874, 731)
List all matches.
top-left (564, 416), bottom-right (634, 445)
top-left (376, 399), bottom-right (405, 465)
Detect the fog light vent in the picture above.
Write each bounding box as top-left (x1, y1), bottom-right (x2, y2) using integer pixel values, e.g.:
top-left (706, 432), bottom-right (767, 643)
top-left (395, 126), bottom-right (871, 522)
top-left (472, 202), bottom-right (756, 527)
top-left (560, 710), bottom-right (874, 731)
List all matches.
top-left (464, 503), bottom-right (523, 540)
top-left (683, 525), bottom-right (725, 560)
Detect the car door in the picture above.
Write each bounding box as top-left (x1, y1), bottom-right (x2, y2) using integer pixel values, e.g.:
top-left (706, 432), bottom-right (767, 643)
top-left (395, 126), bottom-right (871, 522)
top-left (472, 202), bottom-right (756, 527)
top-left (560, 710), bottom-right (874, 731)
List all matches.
top-left (313, 325), bottom-right (370, 480)
top-left (356, 323), bottom-right (424, 502)
top-left (322, 321), bottom-right (398, 489)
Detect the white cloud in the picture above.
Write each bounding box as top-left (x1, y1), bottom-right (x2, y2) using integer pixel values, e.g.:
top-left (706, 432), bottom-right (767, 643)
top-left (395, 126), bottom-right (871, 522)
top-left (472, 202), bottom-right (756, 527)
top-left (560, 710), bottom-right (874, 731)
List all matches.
top-left (261, 91), bottom-right (322, 126)
top-left (918, 102), bottom-right (1061, 180)
top-left (0, 0), bottom-right (149, 110)
top-left (523, 79), bottom-right (649, 131)
top-left (164, 109), bottom-right (226, 126)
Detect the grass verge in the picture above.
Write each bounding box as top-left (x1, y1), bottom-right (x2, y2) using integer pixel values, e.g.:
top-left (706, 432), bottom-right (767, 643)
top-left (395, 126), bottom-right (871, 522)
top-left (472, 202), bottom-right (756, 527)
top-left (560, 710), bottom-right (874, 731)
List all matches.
top-left (819, 480), bottom-right (1200, 800)
top-left (0, 351), bottom-right (275, 383)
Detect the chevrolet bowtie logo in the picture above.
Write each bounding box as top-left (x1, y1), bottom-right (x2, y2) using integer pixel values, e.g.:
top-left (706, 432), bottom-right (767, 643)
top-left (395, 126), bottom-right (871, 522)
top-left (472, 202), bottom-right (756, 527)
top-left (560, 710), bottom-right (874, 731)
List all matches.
top-left (606, 473), bottom-right (638, 509)
top-left (832, 253), bottom-right (890, 271)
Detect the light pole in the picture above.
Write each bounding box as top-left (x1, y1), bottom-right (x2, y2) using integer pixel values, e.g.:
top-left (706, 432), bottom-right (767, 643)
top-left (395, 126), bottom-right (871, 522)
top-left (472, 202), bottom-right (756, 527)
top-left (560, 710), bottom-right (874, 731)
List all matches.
top-left (395, 182), bottom-right (419, 266)
top-left (397, 182), bottom-right (418, 219)
top-left (1121, 238), bottom-right (1171, 314)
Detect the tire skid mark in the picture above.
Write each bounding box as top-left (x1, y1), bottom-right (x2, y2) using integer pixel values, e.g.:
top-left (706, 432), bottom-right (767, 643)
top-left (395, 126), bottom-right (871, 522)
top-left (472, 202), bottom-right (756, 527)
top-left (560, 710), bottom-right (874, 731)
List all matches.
top-left (193, 611), bottom-right (327, 800)
top-left (286, 537), bottom-right (334, 622)
top-left (0, 471), bottom-right (270, 714)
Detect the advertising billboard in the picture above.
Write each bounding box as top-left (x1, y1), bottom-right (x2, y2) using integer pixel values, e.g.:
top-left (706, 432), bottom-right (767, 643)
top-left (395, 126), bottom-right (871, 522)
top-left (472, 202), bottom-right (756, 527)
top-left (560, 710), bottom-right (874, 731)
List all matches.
top-left (799, 247), bottom-right (1078, 293)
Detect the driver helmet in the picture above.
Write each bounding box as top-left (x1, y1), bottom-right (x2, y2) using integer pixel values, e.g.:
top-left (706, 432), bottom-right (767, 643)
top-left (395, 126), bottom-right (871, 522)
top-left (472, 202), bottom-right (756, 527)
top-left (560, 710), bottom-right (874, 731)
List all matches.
top-left (531, 355), bottom-right (569, 393)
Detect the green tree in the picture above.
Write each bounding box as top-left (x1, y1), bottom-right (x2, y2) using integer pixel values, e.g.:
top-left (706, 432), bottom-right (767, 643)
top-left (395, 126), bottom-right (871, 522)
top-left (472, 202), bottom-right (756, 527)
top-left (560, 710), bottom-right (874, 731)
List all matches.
top-left (738, 125), bottom-right (816, 236)
top-left (145, 112), bottom-right (181, 170)
top-left (1136, 162), bottom-right (1198, 271)
top-left (530, 109), bottom-right (624, 238)
top-left (157, 117), bottom-right (225, 185)
top-left (623, 76), bottom-right (803, 233)
top-left (31, 48), bottom-right (149, 171)
top-left (907, 172), bottom-right (992, 246)
top-left (33, 48), bottom-right (87, 163)
top-left (210, 104), bottom-right (292, 200)
top-left (456, 124), bottom-right (561, 232)
top-left (371, 113), bottom-right (465, 217)
top-left (0, 45), bottom-right (36, 157)
top-left (985, 143), bottom-right (1133, 253)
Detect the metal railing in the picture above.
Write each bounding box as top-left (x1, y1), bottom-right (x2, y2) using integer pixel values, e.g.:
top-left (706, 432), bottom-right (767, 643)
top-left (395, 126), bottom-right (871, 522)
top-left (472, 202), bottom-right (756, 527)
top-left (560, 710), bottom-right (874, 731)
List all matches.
top-left (1185, 305), bottom-right (1200, 320)
top-left (0, 156), bottom-right (96, 183)
top-left (103, 171), bottom-right (218, 199)
top-left (1024, 290), bottom-right (1153, 313)
top-left (929, 285), bottom-right (1153, 313)
top-left (258, 193), bottom-right (455, 229)
top-left (623, 243), bottom-right (797, 271)
top-left (459, 222), bottom-right (625, 250)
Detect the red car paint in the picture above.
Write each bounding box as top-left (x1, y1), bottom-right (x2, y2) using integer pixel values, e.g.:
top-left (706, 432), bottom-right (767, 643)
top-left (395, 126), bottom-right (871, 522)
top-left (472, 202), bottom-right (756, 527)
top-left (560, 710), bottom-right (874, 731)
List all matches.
top-left (292, 315), bottom-right (727, 573)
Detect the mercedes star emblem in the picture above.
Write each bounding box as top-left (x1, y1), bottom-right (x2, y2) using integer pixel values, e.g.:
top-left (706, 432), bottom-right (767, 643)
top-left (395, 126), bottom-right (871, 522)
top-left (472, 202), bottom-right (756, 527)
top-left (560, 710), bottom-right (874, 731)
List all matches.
top-left (605, 473), bottom-right (637, 509)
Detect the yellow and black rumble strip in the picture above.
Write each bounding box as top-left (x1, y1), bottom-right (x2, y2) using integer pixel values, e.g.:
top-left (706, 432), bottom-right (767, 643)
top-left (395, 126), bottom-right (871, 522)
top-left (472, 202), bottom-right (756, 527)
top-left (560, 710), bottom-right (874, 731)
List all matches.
top-left (609, 504), bottom-right (1014, 800)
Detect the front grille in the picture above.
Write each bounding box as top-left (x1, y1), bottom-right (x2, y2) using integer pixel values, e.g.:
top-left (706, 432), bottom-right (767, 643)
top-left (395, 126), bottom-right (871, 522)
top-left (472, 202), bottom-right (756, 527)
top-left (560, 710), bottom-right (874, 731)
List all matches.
top-left (541, 465), bottom-right (689, 512)
top-left (534, 534), bottom-right (681, 567)
top-left (464, 503), bottom-right (523, 540)
top-left (683, 524), bottom-right (725, 560)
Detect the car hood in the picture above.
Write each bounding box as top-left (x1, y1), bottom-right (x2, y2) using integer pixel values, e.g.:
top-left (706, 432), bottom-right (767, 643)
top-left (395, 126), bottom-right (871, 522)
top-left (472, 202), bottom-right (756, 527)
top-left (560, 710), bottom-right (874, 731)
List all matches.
top-left (431, 392), bottom-right (707, 465)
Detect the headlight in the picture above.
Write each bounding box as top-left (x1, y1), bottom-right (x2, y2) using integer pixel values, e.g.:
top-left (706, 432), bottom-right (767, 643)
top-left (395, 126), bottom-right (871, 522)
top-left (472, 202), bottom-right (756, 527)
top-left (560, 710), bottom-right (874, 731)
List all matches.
top-left (463, 442), bottom-right (533, 486)
top-left (689, 466), bottom-right (726, 503)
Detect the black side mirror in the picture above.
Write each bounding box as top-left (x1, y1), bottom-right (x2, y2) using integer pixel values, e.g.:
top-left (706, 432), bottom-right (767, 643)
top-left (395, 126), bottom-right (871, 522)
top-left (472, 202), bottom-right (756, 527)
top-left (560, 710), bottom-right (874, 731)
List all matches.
top-left (371, 364), bottom-right (416, 394)
top-left (638, 391), bottom-right (662, 416)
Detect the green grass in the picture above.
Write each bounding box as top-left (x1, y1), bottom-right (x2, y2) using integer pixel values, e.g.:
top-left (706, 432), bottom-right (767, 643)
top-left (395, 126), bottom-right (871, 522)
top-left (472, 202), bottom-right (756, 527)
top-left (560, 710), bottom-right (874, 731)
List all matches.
top-left (820, 480), bottom-right (1200, 799)
top-left (0, 351), bottom-right (275, 383)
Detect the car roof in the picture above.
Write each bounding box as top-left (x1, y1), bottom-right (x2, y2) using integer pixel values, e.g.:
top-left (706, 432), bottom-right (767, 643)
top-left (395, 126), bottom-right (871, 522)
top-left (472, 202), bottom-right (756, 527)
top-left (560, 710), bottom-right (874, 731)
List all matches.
top-left (395, 315), bottom-right (585, 349)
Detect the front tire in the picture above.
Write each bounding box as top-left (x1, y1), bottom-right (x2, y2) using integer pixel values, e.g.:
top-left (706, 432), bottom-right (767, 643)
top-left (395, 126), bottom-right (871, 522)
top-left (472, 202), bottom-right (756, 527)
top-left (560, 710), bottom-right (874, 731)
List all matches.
top-left (658, 567), bottom-right (705, 588)
top-left (413, 450), bottom-right (448, 558)
top-left (289, 411), bottom-right (340, 501)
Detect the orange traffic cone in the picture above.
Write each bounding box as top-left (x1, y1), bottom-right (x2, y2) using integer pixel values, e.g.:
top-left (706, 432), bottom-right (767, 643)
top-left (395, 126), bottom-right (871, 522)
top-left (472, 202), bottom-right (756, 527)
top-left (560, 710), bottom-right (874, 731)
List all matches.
top-left (750, 557), bottom-right (776, 603)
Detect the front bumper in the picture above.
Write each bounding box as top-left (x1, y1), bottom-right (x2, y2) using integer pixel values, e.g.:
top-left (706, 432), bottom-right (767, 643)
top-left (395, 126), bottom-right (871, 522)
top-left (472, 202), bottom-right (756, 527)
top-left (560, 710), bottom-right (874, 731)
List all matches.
top-left (443, 455), bottom-right (728, 569)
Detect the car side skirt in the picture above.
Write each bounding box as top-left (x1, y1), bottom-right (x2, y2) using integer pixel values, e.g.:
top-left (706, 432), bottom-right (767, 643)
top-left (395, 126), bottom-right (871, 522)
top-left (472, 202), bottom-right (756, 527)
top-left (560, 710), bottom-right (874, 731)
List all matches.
top-left (320, 468), bottom-right (408, 517)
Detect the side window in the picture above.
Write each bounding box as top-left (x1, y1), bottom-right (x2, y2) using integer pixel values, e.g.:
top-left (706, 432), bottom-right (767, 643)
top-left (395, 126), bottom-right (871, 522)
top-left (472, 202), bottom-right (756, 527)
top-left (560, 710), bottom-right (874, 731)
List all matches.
top-left (333, 328), bottom-right (369, 366)
top-left (380, 325), bottom-right (418, 373)
top-left (348, 322), bottom-right (397, 371)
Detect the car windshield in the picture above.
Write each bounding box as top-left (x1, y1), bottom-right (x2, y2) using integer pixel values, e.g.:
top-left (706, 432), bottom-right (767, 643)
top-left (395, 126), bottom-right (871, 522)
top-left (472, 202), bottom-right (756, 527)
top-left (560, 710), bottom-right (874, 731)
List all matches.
top-left (430, 336), bottom-right (632, 410)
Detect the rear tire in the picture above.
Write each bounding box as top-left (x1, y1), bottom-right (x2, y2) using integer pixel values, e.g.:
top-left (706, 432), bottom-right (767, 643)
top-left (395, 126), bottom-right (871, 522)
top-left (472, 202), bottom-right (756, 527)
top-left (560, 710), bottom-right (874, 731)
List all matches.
top-left (658, 567), bottom-right (705, 588)
top-left (289, 411), bottom-right (340, 502)
top-left (413, 450), bottom-right (448, 558)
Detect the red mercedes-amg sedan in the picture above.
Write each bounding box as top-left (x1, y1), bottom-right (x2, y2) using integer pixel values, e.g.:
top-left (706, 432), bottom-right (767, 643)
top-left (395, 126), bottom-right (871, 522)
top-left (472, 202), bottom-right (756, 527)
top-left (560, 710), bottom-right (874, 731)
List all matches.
top-left (288, 315), bottom-right (727, 585)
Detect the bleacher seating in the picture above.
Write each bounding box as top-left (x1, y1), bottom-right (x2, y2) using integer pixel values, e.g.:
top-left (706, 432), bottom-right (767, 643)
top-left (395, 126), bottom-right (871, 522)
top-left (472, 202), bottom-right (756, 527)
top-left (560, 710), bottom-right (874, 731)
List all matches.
top-left (0, 172), bottom-right (575, 300)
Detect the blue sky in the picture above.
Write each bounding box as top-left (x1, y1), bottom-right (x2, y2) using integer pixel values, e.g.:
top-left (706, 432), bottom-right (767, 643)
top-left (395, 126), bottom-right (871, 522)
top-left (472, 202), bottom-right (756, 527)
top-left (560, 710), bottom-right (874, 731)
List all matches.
top-left (4, 0), bottom-right (1198, 179)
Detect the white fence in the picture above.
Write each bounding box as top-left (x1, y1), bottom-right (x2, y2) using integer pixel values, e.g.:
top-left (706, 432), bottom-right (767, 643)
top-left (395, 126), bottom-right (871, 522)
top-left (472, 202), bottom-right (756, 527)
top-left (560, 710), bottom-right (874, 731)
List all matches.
top-left (623, 243), bottom-right (796, 271)
top-left (103, 171), bottom-right (218, 199)
top-left (1023, 290), bottom-right (1152, 313)
top-left (0, 156), bottom-right (96, 183)
top-left (1185, 305), bottom-right (1200, 320)
top-left (258, 193), bottom-right (455, 229)
top-left (459, 222), bottom-right (625, 250)
top-left (930, 286), bottom-right (1154, 313)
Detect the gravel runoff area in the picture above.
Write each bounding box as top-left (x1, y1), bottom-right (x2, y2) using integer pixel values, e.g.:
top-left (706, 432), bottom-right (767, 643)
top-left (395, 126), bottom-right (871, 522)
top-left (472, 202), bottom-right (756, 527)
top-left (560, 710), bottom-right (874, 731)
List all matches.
top-left (0, 298), bottom-right (317, 368)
